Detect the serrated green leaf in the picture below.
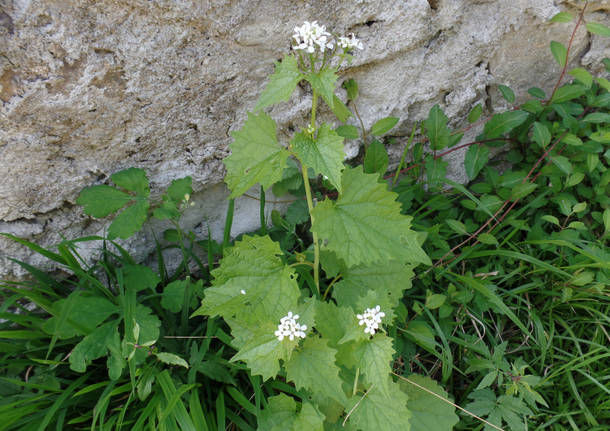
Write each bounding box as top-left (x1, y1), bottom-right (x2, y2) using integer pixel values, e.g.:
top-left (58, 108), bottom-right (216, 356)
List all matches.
top-left (343, 78), bottom-right (359, 100)
top-left (123, 264), bottom-right (160, 292)
top-left (464, 144), bottom-right (489, 180)
top-left (224, 112), bottom-right (288, 198)
top-left (332, 261), bottom-right (414, 324)
top-left (161, 280), bottom-right (188, 313)
top-left (336, 124), bottom-right (360, 140)
top-left (586, 22), bottom-right (610, 37)
top-left (425, 105), bottom-right (450, 150)
top-left (370, 117), bottom-right (399, 136)
top-left (285, 336), bottom-right (346, 404)
top-left (77, 185), bottom-right (132, 218)
top-left (363, 140), bottom-right (389, 175)
top-left (551, 155), bottom-right (572, 175)
top-left (291, 124), bottom-right (345, 192)
top-left (306, 67), bottom-right (338, 109)
top-left (258, 394), bottom-right (297, 431)
top-left (550, 11), bottom-right (573, 23)
top-left (483, 110), bottom-right (529, 139)
top-left (354, 334), bottom-right (395, 398)
top-left (256, 55), bottom-right (303, 110)
top-left (315, 302), bottom-right (367, 349)
top-left (401, 374), bottom-right (459, 431)
top-left (193, 235), bottom-right (300, 326)
top-left (293, 402), bottom-right (324, 431)
top-left (153, 201), bottom-right (181, 220)
top-left (568, 68), bottom-right (593, 88)
top-left (111, 168), bottom-right (150, 196)
top-left (551, 84), bottom-right (585, 104)
top-left (166, 177), bottom-right (193, 202)
top-left (311, 166), bottom-right (428, 267)
top-left (532, 122), bottom-right (551, 149)
top-left (498, 85), bottom-right (515, 103)
top-left (550, 41), bottom-right (567, 67)
top-left (70, 320), bottom-right (119, 373)
top-left (108, 200), bottom-right (149, 239)
top-left (229, 321), bottom-right (295, 380)
top-left (468, 104), bottom-right (483, 123)
top-left (511, 182), bottom-right (538, 200)
top-left (346, 383), bottom-right (411, 431)
top-left (155, 352), bottom-right (189, 368)
top-left (285, 199), bottom-right (309, 226)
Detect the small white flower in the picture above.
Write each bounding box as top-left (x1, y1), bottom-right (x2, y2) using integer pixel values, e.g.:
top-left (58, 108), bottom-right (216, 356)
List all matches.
top-left (292, 21), bottom-right (333, 54)
top-left (357, 305), bottom-right (385, 336)
top-left (338, 33), bottom-right (364, 51)
top-left (240, 289), bottom-right (246, 295)
top-left (274, 311), bottom-right (307, 341)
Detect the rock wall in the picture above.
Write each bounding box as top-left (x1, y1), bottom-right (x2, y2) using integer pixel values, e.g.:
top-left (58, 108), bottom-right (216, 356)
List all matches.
top-left (0, 0), bottom-right (608, 278)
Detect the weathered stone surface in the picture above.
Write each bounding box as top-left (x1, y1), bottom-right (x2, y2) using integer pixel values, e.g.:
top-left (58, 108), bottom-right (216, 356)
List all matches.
top-left (0, 0), bottom-right (608, 278)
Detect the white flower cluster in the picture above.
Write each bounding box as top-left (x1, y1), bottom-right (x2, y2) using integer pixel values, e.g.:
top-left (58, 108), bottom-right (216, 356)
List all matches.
top-left (292, 21), bottom-right (333, 53)
top-left (275, 311), bottom-right (307, 341)
top-left (338, 33), bottom-right (364, 51)
top-left (357, 305), bottom-right (385, 335)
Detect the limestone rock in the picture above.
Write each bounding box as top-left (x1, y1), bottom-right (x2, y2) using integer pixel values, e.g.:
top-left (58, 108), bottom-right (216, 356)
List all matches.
top-left (0, 0), bottom-right (608, 278)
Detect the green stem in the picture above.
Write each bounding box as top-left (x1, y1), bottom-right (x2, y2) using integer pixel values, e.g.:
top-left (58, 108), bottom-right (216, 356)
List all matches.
top-left (301, 165), bottom-right (320, 295)
top-left (392, 124), bottom-right (417, 186)
top-left (259, 185), bottom-right (267, 235)
top-left (223, 198), bottom-right (235, 251)
top-left (310, 90), bottom-right (318, 130)
top-left (352, 101), bottom-right (368, 149)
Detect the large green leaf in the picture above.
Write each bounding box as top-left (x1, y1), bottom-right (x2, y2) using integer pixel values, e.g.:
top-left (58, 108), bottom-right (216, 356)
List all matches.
top-left (291, 124), bottom-right (345, 192)
top-left (550, 84), bottom-right (585, 104)
top-left (224, 112), bottom-right (289, 197)
top-left (425, 105), bottom-right (450, 150)
top-left (258, 395), bottom-right (324, 431)
top-left (346, 382), bottom-right (411, 430)
top-left (315, 302), bottom-right (367, 348)
top-left (193, 235), bottom-right (300, 325)
top-left (354, 334), bottom-right (395, 398)
top-left (306, 67), bottom-right (338, 109)
top-left (122, 264), bottom-right (160, 292)
top-left (285, 336), bottom-right (347, 404)
top-left (230, 321), bottom-right (295, 380)
top-left (258, 394), bottom-right (298, 431)
top-left (332, 260), bottom-right (414, 320)
top-left (69, 320), bottom-right (120, 373)
top-left (76, 185), bottom-right (132, 217)
top-left (483, 110), bottom-right (529, 139)
top-left (111, 168), bottom-right (150, 196)
top-left (311, 166), bottom-right (429, 268)
top-left (401, 374), bottom-right (459, 431)
top-left (256, 55), bottom-right (303, 110)
top-left (43, 293), bottom-right (118, 339)
top-left (108, 200), bottom-right (149, 240)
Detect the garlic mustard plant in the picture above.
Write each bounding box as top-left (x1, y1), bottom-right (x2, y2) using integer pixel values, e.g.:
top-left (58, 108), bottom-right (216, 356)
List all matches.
top-left (292, 21), bottom-right (333, 53)
top-left (357, 305), bottom-right (386, 335)
top-left (274, 311), bottom-right (307, 341)
top-left (193, 20), bottom-right (433, 430)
